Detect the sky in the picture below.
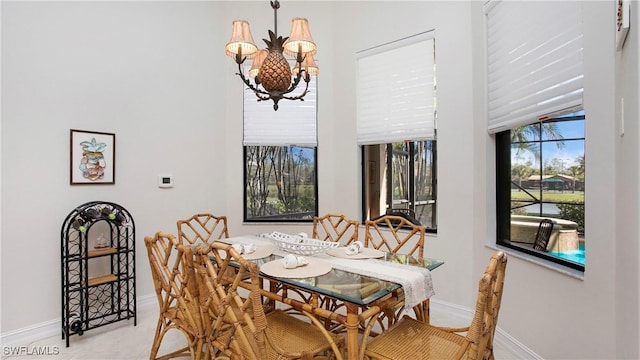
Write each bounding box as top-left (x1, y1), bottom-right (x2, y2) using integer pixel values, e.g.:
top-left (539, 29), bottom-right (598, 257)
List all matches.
top-left (512, 115), bottom-right (585, 169)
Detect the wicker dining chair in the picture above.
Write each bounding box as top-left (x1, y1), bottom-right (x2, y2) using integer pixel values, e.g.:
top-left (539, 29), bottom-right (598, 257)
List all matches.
top-left (310, 213), bottom-right (361, 329)
top-left (364, 215), bottom-right (428, 327)
top-left (365, 214), bottom-right (425, 258)
top-left (191, 242), bottom-right (345, 360)
top-left (533, 218), bottom-right (554, 251)
top-left (385, 208), bottom-right (420, 225)
top-left (176, 213), bottom-right (230, 246)
top-left (361, 251), bottom-right (508, 360)
top-left (312, 213), bottom-right (360, 245)
top-left (144, 232), bottom-right (206, 360)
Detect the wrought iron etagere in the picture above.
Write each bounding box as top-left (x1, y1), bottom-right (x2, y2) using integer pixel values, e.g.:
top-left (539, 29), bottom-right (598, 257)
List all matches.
top-left (61, 201), bottom-right (136, 347)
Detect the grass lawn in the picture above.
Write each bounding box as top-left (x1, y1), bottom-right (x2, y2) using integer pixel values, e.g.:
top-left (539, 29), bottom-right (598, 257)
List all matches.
top-left (511, 190), bottom-right (584, 203)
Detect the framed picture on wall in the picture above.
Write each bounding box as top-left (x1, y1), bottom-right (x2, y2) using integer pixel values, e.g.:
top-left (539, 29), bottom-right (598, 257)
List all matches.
top-left (70, 129), bottom-right (116, 185)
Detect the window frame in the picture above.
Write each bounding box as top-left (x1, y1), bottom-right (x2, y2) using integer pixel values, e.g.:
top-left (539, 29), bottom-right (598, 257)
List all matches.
top-left (243, 145), bottom-right (318, 223)
top-left (361, 140), bottom-right (438, 233)
top-left (496, 113), bottom-right (585, 272)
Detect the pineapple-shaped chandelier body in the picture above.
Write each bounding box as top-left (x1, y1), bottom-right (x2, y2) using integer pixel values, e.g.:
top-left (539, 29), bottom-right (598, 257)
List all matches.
top-left (224, 1), bottom-right (317, 110)
top-left (258, 31), bottom-right (292, 92)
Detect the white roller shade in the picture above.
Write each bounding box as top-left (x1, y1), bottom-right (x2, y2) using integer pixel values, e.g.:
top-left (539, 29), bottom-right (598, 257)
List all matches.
top-left (356, 31), bottom-right (436, 145)
top-left (486, 0), bottom-right (583, 133)
top-left (243, 70), bottom-right (317, 146)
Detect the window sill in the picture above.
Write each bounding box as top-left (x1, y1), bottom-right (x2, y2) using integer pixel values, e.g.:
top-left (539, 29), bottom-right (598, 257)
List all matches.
top-left (485, 243), bottom-right (585, 281)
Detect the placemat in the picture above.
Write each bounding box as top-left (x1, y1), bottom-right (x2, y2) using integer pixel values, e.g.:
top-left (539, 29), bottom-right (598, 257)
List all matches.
top-left (239, 245), bottom-right (274, 260)
top-left (260, 258), bottom-right (332, 279)
top-left (218, 236), bottom-right (275, 260)
top-left (326, 247), bottom-right (385, 259)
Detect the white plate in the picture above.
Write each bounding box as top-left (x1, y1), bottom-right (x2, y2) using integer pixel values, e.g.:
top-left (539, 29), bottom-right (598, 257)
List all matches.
top-left (326, 247), bottom-right (385, 259)
top-left (260, 258), bottom-right (332, 278)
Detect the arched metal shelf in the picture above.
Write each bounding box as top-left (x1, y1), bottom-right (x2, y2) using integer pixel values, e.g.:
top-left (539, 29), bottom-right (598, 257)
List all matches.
top-left (61, 201), bottom-right (136, 347)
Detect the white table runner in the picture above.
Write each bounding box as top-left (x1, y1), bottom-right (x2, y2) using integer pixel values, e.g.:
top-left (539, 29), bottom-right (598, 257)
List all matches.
top-left (316, 252), bottom-right (434, 308)
top-left (225, 235), bottom-right (435, 308)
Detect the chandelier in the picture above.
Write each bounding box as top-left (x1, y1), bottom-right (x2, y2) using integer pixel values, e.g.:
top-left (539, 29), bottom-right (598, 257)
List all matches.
top-left (224, 0), bottom-right (319, 111)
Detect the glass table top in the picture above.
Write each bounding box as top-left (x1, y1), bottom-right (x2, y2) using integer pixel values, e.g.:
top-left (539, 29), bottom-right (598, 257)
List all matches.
top-left (252, 252), bottom-right (443, 306)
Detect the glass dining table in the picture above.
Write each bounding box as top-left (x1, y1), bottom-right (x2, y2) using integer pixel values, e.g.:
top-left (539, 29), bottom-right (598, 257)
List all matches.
top-left (220, 235), bottom-right (444, 360)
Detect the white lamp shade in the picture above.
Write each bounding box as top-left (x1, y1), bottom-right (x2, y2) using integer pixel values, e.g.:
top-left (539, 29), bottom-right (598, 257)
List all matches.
top-left (225, 19), bottom-right (258, 58)
top-left (283, 17), bottom-right (317, 57)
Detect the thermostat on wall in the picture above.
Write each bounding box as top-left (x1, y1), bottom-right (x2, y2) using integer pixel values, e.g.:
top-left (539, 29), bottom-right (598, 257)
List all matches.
top-left (158, 174), bottom-right (173, 188)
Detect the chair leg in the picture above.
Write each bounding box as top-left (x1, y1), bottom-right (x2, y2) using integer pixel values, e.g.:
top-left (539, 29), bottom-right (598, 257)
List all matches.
top-left (148, 317), bottom-right (165, 360)
top-left (149, 317), bottom-right (192, 360)
top-left (412, 299), bottom-right (430, 324)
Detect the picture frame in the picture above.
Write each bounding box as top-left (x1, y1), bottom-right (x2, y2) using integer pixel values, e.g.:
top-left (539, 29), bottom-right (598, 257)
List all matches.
top-left (70, 129), bottom-right (116, 185)
top-left (616, 0), bottom-right (630, 51)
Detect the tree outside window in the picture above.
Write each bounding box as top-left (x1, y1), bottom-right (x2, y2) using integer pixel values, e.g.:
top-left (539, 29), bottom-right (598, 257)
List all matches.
top-left (244, 146), bottom-right (317, 222)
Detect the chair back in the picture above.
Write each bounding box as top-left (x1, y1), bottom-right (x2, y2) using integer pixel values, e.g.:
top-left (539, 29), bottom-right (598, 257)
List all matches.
top-left (466, 251), bottom-right (508, 360)
top-left (484, 251), bottom-right (508, 360)
top-left (533, 218), bottom-right (554, 251)
top-left (365, 214), bottom-right (425, 257)
top-left (386, 208), bottom-right (420, 224)
top-left (312, 213), bottom-right (360, 245)
top-left (192, 243), bottom-right (344, 360)
top-left (191, 242), bottom-right (264, 360)
top-left (176, 213), bottom-right (229, 245)
top-left (144, 232), bottom-right (203, 346)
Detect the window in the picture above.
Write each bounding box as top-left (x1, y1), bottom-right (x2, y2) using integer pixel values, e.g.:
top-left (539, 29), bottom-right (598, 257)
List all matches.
top-left (486, 0), bottom-right (584, 270)
top-left (243, 67), bottom-right (318, 222)
top-left (496, 112), bottom-right (585, 270)
top-left (244, 146), bottom-right (317, 222)
top-left (356, 31), bottom-right (437, 230)
top-left (363, 141), bottom-right (437, 230)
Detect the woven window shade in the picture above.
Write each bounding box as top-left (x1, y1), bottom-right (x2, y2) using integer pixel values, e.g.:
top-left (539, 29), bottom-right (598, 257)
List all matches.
top-left (243, 68), bottom-right (317, 146)
top-left (485, 1), bottom-right (583, 134)
top-left (356, 31), bottom-right (436, 145)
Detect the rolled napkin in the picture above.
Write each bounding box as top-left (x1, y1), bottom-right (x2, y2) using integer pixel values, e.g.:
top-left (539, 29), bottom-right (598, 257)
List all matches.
top-left (297, 232), bottom-right (309, 238)
top-left (345, 240), bottom-right (364, 256)
top-left (283, 253), bottom-right (309, 269)
top-left (231, 243), bottom-right (256, 255)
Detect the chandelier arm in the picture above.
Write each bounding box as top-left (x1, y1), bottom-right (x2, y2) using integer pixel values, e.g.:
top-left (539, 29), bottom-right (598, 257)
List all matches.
top-left (283, 63), bottom-right (308, 94)
top-left (280, 64), bottom-right (311, 99)
top-left (234, 60), bottom-right (272, 97)
top-left (281, 75), bottom-right (311, 101)
top-left (254, 90), bottom-right (272, 101)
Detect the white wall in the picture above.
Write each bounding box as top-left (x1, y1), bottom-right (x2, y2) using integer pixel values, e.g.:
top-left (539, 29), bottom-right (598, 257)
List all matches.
top-left (1, 0), bottom-right (230, 332)
top-left (615, 0), bottom-right (640, 356)
top-left (1, 1), bottom-right (638, 359)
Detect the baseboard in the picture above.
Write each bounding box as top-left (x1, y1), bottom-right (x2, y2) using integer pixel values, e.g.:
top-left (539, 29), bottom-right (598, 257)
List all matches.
top-left (3, 294), bottom-right (540, 359)
top-left (0, 294), bottom-right (155, 348)
top-left (430, 298), bottom-right (542, 359)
